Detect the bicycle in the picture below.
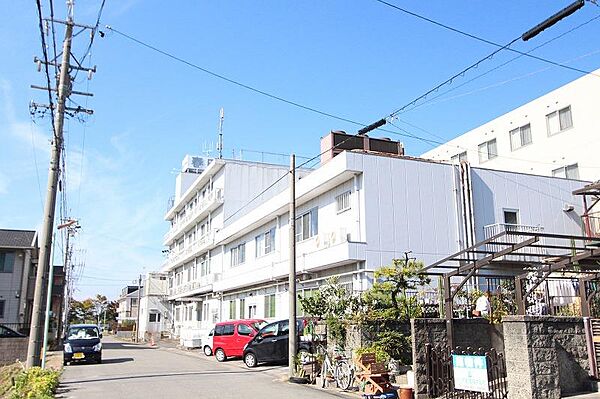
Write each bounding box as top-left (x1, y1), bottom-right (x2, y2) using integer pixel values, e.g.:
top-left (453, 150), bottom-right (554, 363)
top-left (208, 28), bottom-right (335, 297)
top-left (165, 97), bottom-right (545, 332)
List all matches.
top-left (317, 344), bottom-right (354, 390)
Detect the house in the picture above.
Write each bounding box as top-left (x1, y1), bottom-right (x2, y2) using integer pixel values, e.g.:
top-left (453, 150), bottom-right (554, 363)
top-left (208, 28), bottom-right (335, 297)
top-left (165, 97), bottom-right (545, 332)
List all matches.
top-left (160, 132), bottom-right (587, 338)
top-left (116, 285), bottom-right (141, 326)
top-left (421, 67), bottom-right (600, 181)
top-left (0, 229), bottom-right (65, 342)
top-left (0, 229), bottom-right (38, 332)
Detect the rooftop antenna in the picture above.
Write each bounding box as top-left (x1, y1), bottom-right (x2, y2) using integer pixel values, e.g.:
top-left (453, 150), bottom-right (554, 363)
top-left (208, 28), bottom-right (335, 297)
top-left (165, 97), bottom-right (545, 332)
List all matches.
top-left (217, 107), bottom-right (224, 159)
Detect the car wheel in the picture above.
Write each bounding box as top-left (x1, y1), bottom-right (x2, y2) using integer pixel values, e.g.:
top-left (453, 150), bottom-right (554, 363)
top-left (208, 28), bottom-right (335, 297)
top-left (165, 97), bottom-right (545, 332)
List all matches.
top-left (97, 357), bottom-right (102, 364)
top-left (203, 346), bottom-right (212, 356)
top-left (244, 352), bottom-right (257, 368)
top-left (215, 348), bottom-right (226, 362)
top-left (63, 360), bottom-right (68, 366)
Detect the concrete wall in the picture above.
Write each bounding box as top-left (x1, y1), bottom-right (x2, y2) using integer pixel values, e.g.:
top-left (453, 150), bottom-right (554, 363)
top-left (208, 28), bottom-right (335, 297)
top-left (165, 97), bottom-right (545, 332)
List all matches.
top-left (0, 337), bottom-right (28, 366)
top-left (503, 315), bottom-right (596, 399)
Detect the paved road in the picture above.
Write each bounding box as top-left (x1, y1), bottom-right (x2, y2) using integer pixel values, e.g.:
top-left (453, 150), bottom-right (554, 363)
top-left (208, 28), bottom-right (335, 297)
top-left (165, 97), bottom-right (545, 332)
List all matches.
top-left (59, 337), bottom-right (348, 399)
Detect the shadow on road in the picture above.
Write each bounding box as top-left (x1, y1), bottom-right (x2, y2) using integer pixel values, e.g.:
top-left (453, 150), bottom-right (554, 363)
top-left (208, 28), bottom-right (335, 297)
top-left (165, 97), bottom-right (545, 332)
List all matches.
top-left (61, 366), bottom-right (284, 385)
top-left (102, 342), bottom-right (156, 350)
top-left (101, 357), bottom-right (134, 364)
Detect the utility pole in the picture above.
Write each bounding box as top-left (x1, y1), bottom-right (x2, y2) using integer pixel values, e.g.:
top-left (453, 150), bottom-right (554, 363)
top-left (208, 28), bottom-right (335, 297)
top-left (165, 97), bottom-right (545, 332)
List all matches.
top-left (288, 154), bottom-right (297, 379)
top-left (27, 17), bottom-right (74, 369)
top-left (40, 232), bottom-right (56, 369)
top-left (135, 274), bottom-right (142, 343)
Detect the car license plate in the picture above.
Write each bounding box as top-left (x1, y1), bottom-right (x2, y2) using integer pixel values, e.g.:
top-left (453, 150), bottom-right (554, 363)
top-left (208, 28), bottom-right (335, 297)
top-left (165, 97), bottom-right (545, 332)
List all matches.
top-left (73, 353), bottom-right (85, 360)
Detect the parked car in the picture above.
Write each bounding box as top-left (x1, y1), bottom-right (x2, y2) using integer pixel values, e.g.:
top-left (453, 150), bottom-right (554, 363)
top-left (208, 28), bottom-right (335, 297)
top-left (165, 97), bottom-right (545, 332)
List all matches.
top-left (203, 328), bottom-right (214, 356)
top-left (242, 319), bottom-right (313, 368)
top-left (212, 319), bottom-right (267, 362)
top-left (0, 325), bottom-right (26, 338)
top-left (63, 324), bottom-right (102, 365)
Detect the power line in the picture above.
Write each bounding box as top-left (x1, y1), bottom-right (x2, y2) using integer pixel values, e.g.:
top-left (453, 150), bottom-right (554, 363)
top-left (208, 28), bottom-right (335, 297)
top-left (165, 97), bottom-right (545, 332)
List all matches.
top-left (372, 0), bottom-right (598, 78)
top-left (34, 0), bottom-right (57, 140)
top-left (399, 13), bottom-right (600, 115)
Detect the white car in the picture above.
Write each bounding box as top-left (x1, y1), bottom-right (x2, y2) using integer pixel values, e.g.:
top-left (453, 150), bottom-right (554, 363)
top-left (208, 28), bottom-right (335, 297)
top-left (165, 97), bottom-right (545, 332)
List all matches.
top-left (203, 328), bottom-right (214, 356)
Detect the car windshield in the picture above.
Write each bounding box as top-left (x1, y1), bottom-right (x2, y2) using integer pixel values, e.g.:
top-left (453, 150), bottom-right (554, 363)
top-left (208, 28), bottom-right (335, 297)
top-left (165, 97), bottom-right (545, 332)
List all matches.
top-left (252, 321), bottom-right (267, 331)
top-left (67, 326), bottom-right (99, 340)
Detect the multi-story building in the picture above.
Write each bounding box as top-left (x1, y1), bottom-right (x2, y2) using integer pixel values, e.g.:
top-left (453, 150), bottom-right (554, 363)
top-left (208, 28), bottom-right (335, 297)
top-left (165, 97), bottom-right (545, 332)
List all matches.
top-left (161, 132), bottom-right (588, 338)
top-left (421, 68), bottom-right (600, 181)
top-left (137, 272), bottom-right (170, 340)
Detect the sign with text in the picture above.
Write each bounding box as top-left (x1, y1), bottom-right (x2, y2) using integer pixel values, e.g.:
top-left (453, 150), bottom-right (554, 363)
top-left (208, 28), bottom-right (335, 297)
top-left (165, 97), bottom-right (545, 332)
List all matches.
top-left (452, 354), bottom-right (489, 393)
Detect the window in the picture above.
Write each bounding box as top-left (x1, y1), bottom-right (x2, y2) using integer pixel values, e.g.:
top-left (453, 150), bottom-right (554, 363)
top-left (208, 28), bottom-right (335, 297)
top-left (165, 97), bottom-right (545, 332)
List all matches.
top-left (509, 124), bottom-right (532, 151)
top-left (230, 243), bottom-right (246, 266)
top-left (202, 303), bottom-right (209, 321)
top-left (336, 191), bottom-right (351, 213)
top-left (237, 324), bottom-right (253, 336)
top-left (257, 322), bottom-right (278, 339)
top-left (450, 151), bottom-right (468, 163)
top-left (239, 299), bottom-right (245, 319)
top-left (248, 305), bottom-right (257, 318)
top-left (199, 254), bottom-right (210, 276)
top-left (478, 139), bottom-right (497, 163)
top-left (149, 313), bottom-right (161, 322)
top-left (130, 298), bottom-right (138, 306)
top-left (295, 208), bottom-right (318, 242)
top-left (546, 106), bottom-right (573, 135)
top-left (214, 323), bottom-right (235, 336)
top-left (0, 300), bottom-right (4, 318)
top-left (552, 163), bottom-right (579, 180)
top-left (264, 294), bottom-right (276, 318)
top-left (0, 252), bottom-right (15, 273)
top-left (229, 300), bottom-right (236, 319)
top-left (503, 210), bottom-right (519, 225)
top-left (278, 320), bottom-right (289, 337)
top-left (255, 228), bottom-right (276, 257)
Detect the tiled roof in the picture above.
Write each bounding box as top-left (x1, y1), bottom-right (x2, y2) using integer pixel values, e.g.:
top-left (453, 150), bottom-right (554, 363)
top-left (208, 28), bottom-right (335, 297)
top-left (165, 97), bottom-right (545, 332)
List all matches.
top-left (0, 229), bottom-right (37, 248)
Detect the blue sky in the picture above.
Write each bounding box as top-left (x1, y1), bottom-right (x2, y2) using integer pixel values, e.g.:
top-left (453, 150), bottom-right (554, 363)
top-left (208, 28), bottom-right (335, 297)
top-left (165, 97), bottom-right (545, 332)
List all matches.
top-left (1, 1), bottom-right (599, 299)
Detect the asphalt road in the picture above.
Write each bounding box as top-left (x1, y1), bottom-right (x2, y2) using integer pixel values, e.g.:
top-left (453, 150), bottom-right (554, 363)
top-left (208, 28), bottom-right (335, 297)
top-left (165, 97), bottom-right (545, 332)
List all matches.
top-left (59, 337), bottom-right (348, 399)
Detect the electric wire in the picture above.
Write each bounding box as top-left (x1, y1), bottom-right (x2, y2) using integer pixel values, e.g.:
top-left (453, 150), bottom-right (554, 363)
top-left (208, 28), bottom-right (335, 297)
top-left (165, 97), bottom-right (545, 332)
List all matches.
top-left (34, 0), bottom-right (57, 140)
top-left (399, 13), bottom-right (600, 115)
top-left (372, 0), bottom-right (599, 78)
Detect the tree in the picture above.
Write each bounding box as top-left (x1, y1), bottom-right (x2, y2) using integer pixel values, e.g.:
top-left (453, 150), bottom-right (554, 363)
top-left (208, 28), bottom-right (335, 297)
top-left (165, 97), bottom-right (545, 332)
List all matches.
top-left (362, 258), bottom-right (430, 320)
top-left (68, 299), bottom-right (95, 324)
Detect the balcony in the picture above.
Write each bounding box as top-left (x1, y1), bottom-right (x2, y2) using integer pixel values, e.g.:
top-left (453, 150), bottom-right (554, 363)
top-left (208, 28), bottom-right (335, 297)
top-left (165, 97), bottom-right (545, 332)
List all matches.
top-left (582, 212), bottom-right (600, 239)
top-left (165, 231), bottom-right (216, 270)
top-left (168, 274), bottom-right (218, 300)
top-left (483, 223), bottom-right (546, 261)
top-left (163, 189), bottom-right (224, 245)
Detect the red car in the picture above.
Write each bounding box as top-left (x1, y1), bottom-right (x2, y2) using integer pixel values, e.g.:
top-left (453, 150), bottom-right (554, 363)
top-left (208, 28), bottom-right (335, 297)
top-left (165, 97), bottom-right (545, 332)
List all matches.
top-left (212, 319), bottom-right (267, 362)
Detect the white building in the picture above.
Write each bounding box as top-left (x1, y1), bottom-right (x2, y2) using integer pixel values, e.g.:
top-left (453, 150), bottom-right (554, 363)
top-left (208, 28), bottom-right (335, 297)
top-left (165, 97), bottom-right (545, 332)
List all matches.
top-left (116, 285), bottom-right (140, 326)
top-left (161, 133), bottom-right (588, 338)
top-left (421, 68), bottom-right (600, 181)
top-left (137, 272), bottom-right (170, 340)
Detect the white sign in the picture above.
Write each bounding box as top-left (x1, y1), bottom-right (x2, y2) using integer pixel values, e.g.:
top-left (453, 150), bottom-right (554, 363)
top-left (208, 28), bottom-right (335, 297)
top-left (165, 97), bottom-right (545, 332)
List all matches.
top-left (452, 354), bottom-right (489, 393)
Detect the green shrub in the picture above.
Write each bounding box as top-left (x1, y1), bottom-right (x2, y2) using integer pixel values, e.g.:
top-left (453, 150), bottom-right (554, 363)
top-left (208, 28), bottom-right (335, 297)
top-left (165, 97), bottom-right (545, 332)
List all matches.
top-left (355, 345), bottom-right (390, 364)
top-left (9, 367), bottom-right (60, 399)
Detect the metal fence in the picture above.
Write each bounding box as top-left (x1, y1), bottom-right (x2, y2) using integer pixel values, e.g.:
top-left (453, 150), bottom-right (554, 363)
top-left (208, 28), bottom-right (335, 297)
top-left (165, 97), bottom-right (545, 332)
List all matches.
top-left (426, 345), bottom-right (508, 399)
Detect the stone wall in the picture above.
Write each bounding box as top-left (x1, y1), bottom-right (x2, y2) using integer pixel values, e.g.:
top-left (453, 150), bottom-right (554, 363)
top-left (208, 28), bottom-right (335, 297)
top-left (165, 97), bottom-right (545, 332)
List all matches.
top-left (0, 337), bottom-right (28, 366)
top-left (503, 315), bottom-right (596, 399)
top-left (410, 318), bottom-right (503, 399)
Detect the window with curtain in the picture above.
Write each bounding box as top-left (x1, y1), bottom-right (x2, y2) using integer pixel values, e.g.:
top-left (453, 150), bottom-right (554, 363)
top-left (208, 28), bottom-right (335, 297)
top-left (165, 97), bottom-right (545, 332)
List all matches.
top-left (509, 124), bottom-right (532, 151)
top-left (264, 294), bottom-right (276, 318)
top-left (478, 139), bottom-right (497, 163)
top-left (546, 106), bottom-right (573, 135)
top-left (295, 208), bottom-right (318, 242)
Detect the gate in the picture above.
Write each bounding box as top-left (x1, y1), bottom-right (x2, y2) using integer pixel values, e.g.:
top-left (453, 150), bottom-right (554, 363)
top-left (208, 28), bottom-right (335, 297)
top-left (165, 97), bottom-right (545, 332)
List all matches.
top-left (585, 318), bottom-right (600, 379)
top-left (425, 345), bottom-right (508, 399)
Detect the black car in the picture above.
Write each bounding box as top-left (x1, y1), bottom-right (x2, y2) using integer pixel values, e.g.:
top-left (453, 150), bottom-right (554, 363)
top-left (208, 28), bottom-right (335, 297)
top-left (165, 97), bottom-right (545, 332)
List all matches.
top-left (0, 325), bottom-right (26, 338)
top-left (242, 319), bottom-right (312, 368)
top-left (63, 324), bottom-right (102, 365)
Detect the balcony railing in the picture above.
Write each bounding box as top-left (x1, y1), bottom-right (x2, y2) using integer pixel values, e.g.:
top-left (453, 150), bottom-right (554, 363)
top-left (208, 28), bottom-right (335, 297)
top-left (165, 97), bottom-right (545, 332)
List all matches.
top-left (166, 230), bottom-right (215, 268)
top-left (483, 223), bottom-right (546, 261)
top-left (583, 212), bottom-right (600, 238)
top-left (168, 274), bottom-right (217, 297)
top-left (164, 188), bottom-right (224, 244)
